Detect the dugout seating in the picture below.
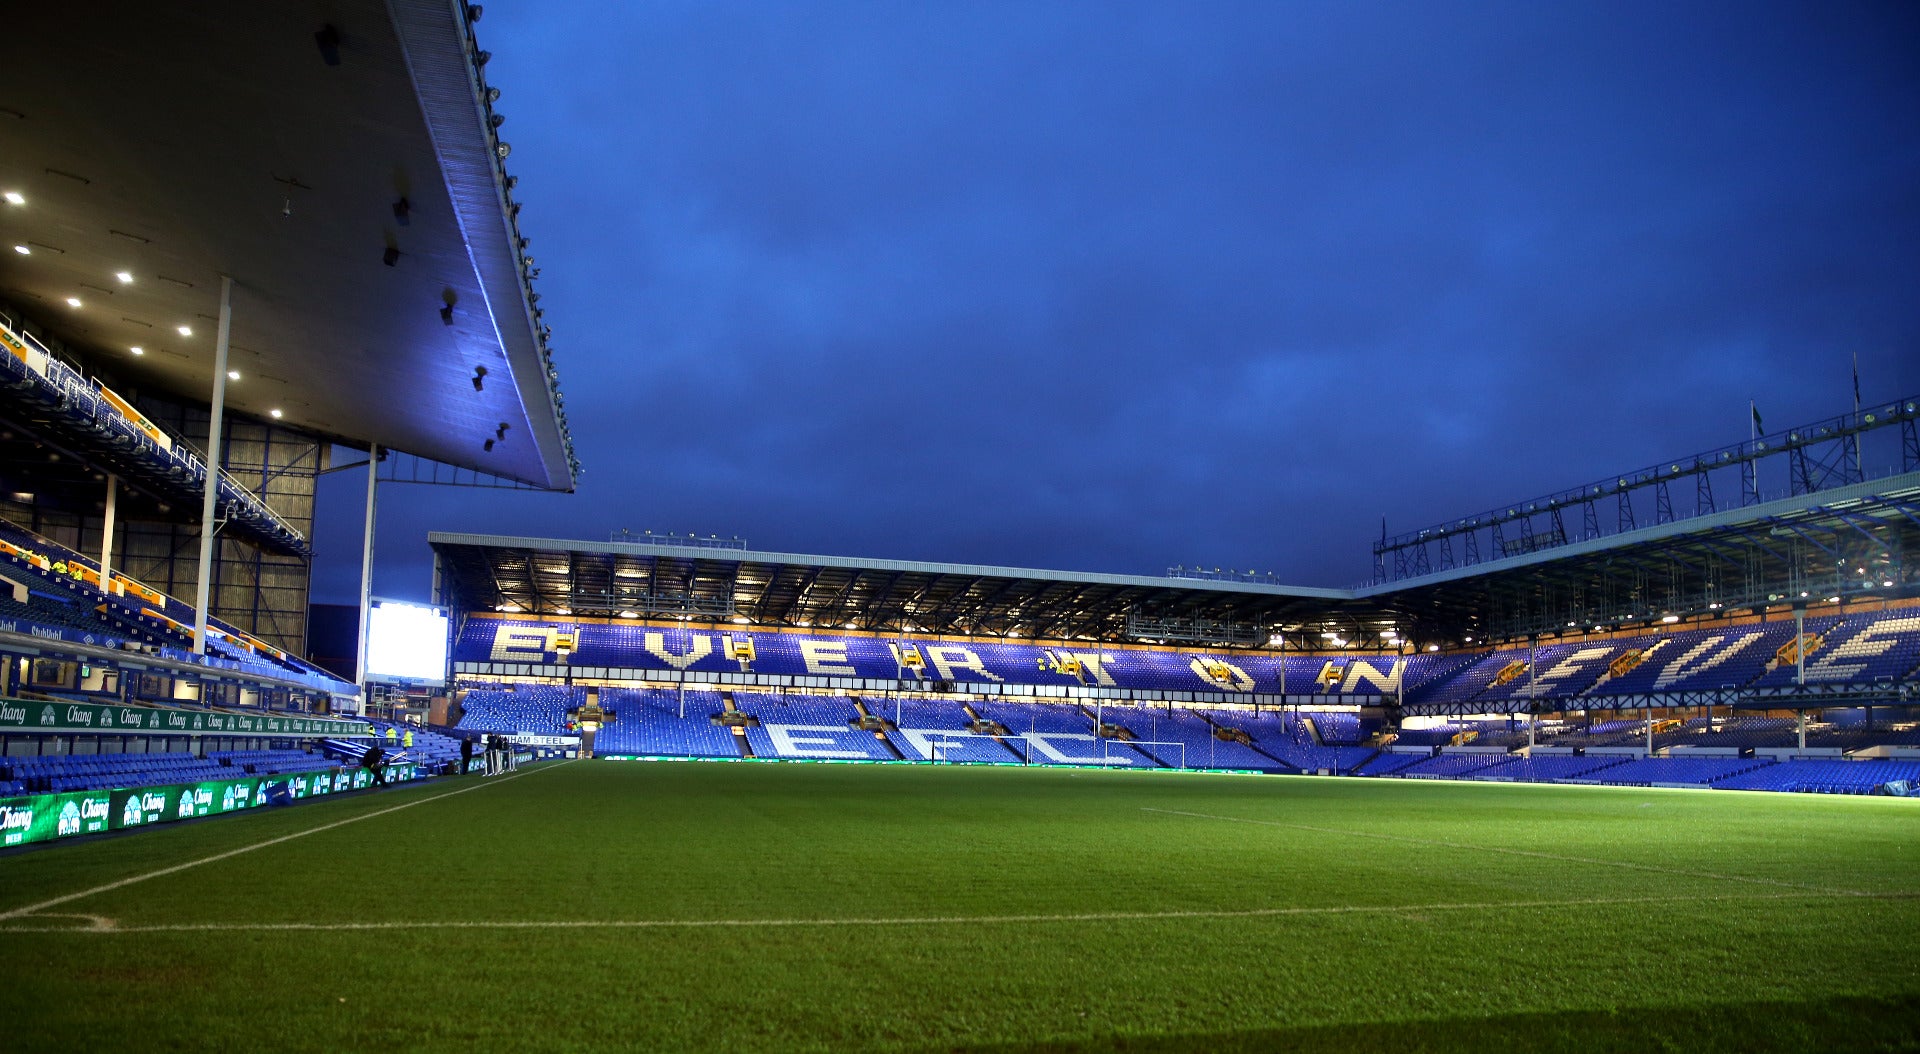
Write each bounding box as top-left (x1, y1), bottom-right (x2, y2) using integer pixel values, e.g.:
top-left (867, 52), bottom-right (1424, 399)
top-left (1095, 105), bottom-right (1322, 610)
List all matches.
top-left (207, 748), bottom-right (325, 775)
top-left (3, 751), bottom-right (244, 792)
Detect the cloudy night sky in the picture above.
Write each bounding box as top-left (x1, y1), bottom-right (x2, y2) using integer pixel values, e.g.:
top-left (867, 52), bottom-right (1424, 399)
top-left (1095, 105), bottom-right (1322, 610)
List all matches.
top-left (313, 0), bottom-right (1920, 604)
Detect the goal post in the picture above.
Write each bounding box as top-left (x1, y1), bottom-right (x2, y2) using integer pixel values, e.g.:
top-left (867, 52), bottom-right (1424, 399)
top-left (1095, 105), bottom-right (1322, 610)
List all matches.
top-left (1100, 738), bottom-right (1186, 770)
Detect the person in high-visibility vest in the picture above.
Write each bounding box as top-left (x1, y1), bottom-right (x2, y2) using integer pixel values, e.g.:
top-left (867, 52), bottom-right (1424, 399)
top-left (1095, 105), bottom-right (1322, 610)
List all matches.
top-left (385, 726), bottom-right (397, 744)
top-left (403, 729), bottom-right (413, 749)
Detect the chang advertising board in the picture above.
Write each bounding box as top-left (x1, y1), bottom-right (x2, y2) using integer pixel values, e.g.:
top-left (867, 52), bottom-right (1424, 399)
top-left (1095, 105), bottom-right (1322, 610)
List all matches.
top-left (0, 763), bottom-right (421, 848)
top-left (2, 791), bottom-right (112, 845)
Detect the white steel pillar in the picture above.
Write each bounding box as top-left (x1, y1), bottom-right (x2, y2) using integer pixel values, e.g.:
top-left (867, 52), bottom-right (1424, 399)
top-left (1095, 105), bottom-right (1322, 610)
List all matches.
top-left (191, 275), bottom-right (233, 655)
top-left (98, 474), bottom-right (117, 591)
top-left (1526, 636), bottom-right (1538, 750)
top-left (1794, 605), bottom-right (1806, 687)
top-left (354, 443), bottom-right (380, 690)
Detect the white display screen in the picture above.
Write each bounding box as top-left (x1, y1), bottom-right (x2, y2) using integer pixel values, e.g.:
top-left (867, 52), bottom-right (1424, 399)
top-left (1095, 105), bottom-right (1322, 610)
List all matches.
top-left (365, 600), bottom-right (450, 685)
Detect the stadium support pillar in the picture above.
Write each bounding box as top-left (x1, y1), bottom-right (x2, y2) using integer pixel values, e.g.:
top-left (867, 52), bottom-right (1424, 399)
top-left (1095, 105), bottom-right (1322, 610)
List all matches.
top-left (98, 474), bottom-right (117, 590)
top-left (1798, 709), bottom-right (1807, 751)
top-left (1793, 604), bottom-right (1806, 687)
top-left (354, 442), bottom-right (380, 692)
top-left (191, 275), bottom-right (233, 656)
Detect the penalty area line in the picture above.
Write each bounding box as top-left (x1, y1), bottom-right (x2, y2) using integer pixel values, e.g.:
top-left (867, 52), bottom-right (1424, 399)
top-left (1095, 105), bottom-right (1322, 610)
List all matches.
top-left (1, 890), bottom-right (1903, 935)
top-left (0, 761), bottom-right (572, 923)
top-left (1141, 806), bottom-right (1871, 897)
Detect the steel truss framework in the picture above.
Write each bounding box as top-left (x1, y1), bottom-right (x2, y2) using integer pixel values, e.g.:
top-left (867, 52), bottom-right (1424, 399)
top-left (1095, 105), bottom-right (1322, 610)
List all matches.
top-left (429, 533), bottom-right (1363, 645)
top-left (1738, 682), bottom-right (1914, 708)
top-left (1404, 687), bottom-right (1746, 719)
top-left (1374, 396), bottom-right (1920, 584)
top-left (1366, 475), bottom-right (1920, 645)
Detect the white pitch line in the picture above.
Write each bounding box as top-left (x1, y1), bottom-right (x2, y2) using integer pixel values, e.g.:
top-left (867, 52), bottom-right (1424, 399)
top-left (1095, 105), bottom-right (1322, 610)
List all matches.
top-left (1, 890), bottom-right (1891, 935)
top-left (1141, 807), bottom-right (1870, 897)
top-left (0, 762), bottom-right (570, 923)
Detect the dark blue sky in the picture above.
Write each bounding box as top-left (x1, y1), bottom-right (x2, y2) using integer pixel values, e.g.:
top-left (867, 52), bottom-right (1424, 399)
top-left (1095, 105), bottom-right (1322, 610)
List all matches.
top-left (314, 0), bottom-right (1920, 604)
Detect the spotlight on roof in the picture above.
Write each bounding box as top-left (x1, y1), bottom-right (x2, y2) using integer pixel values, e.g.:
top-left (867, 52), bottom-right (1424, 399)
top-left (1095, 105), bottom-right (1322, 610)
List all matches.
top-left (177, 325), bottom-right (192, 336)
top-left (115, 271), bottom-right (133, 283)
top-left (3, 191), bottom-right (23, 206)
top-left (227, 370), bottom-right (240, 381)
top-left (314, 24), bottom-right (342, 66)
top-left (12, 244), bottom-right (27, 255)
top-left (483, 438), bottom-right (495, 452)
top-left (495, 422), bottom-right (509, 440)
top-left (440, 303), bottom-right (454, 326)
top-left (472, 365), bottom-right (487, 392)
top-left (381, 245), bottom-right (401, 267)
top-left (269, 408), bottom-right (283, 419)
top-left (392, 197), bottom-right (411, 225)
top-left (129, 346), bottom-right (144, 356)
top-left (65, 296), bottom-right (81, 308)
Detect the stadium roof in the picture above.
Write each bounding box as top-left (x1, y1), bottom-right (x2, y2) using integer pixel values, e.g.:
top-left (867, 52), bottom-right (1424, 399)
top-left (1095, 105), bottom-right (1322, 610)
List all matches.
top-left (432, 466), bottom-right (1920, 650)
top-left (0, 0), bottom-right (575, 490)
top-left (429, 531), bottom-right (1387, 646)
top-left (1358, 471), bottom-right (1920, 642)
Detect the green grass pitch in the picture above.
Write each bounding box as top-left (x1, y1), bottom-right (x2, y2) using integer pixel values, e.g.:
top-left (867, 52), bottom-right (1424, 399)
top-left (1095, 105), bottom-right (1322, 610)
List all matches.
top-left (0, 759), bottom-right (1915, 1052)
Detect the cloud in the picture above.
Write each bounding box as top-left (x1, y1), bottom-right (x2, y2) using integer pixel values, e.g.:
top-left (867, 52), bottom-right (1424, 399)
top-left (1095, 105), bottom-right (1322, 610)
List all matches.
top-left (320, 1), bottom-right (1920, 603)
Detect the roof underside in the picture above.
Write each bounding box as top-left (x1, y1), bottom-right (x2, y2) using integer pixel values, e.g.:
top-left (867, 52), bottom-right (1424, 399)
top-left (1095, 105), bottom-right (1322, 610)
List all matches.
top-left (431, 475), bottom-right (1920, 648)
top-left (1358, 472), bottom-right (1920, 641)
top-left (429, 533), bottom-right (1375, 645)
top-left (0, 0), bottom-right (573, 490)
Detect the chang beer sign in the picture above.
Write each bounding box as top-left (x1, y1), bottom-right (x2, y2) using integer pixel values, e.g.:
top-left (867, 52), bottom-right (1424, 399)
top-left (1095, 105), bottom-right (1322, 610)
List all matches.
top-left (1, 790), bottom-right (122, 846)
top-left (0, 698), bottom-right (374, 737)
top-left (115, 787), bottom-right (175, 828)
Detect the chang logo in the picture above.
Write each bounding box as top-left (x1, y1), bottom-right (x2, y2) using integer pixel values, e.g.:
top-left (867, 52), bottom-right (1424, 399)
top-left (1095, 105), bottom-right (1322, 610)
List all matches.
top-left (222, 787), bottom-right (237, 811)
top-left (123, 796), bottom-right (144, 826)
top-left (80, 797), bottom-right (109, 829)
top-left (0, 703), bottom-right (25, 724)
top-left (177, 793), bottom-right (194, 818)
top-left (39, 706), bottom-right (56, 725)
top-left (0, 804), bottom-right (31, 844)
top-left (57, 800), bottom-right (82, 837)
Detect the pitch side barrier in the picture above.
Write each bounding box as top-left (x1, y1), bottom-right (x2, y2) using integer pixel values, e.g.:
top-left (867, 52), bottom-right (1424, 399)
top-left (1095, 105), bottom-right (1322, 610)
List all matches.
top-left (0, 762), bottom-right (422, 849)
